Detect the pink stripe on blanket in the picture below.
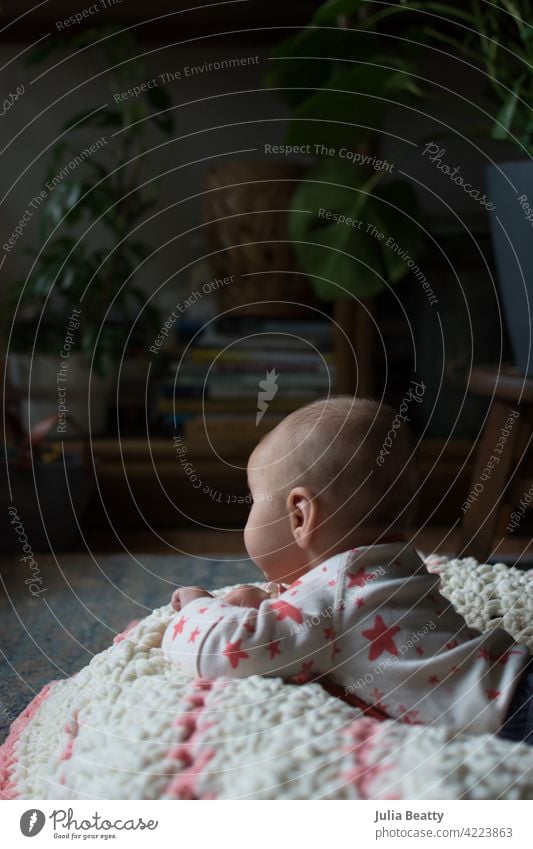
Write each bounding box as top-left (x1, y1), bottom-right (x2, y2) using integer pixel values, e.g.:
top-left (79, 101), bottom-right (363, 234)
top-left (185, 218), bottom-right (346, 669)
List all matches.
top-left (0, 681), bottom-right (57, 800)
top-left (164, 679), bottom-right (217, 800)
top-left (340, 716), bottom-right (399, 800)
top-left (59, 709), bottom-right (80, 762)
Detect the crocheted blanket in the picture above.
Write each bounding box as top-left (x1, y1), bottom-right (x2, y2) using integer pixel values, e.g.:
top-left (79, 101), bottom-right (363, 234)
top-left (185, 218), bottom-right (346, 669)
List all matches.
top-left (1, 555), bottom-right (533, 800)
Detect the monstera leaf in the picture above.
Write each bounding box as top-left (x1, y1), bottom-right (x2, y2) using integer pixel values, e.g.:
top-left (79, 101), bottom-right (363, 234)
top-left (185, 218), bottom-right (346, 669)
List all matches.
top-left (285, 57), bottom-right (421, 151)
top-left (289, 160), bottom-right (422, 299)
top-left (267, 25), bottom-right (384, 108)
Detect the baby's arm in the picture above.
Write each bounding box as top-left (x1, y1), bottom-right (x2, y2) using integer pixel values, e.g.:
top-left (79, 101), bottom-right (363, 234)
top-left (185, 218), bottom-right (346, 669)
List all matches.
top-left (223, 586), bottom-right (270, 608)
top-left (162, 584), bottom-right (334, 680)
top-left (170, 585), bottom-right (277, 612)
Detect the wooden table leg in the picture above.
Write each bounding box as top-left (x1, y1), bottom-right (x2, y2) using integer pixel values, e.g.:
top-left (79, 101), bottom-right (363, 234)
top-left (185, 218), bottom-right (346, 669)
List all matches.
top-left (334, 298), bottom-right (374, 396)
top-left (457, 399), bottom-right (522, 562)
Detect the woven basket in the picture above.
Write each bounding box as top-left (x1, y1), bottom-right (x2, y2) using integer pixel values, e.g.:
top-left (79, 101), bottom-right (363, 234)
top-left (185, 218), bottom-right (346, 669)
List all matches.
top-left (202, 161), bottom-right (318, 317)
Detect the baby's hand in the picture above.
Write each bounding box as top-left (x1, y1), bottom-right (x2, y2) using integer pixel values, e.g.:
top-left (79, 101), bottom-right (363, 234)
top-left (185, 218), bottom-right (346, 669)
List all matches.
top-left (223, 585), bottom-right (271, 608)
top-left (171, 585), bottom-right (212, 612)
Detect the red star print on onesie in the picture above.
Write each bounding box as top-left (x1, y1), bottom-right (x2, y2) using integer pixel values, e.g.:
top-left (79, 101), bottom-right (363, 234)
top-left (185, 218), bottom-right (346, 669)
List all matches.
top-left (223, 639), bottom-right (249, 669)
top-left (477, 648), bottom-right (491, 661)
top-left (398, 705), bottom-right (420, 725)
top-left (268, 640), bottom-right (281, 659)
top-left (428, 675), bottom-right (439, 685)
top-left (270, 600), bottom-right (303, 624)
top-left (288, 580), bottom-right (303, 596)
top-left (172, 617), bottom-right (188, 640)
top-left (415, 646), bottom-right (425, 656)
top-left (323, 626), bottom-right (341, 658)
top-left (347, 567), bottom-right (376, 589)
top-left (370, 687), bottom-right (389, 713)
top-left (356, 597), bottom-right (365, 608)
top-left (362, 615), bottom-right (401, 661)
top-left (188, 628), bottom-right (201, 644)
top-left (487, 688), bottom-right (500, 701)
top-left (293, 661), bottom-right (314, 684)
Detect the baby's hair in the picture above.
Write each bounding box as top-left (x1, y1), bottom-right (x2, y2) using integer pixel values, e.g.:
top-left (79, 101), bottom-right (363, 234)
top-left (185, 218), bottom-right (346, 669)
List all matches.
top-left (259, 395), bottom-right (419, 533)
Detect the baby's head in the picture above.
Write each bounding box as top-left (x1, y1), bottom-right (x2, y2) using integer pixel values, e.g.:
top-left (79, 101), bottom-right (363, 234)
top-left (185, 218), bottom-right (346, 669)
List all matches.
top-left (244, 395), bottom-right (419, 583)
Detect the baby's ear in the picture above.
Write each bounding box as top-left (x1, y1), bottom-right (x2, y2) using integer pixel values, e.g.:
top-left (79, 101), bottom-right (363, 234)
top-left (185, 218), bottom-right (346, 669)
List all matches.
top-left (287, 487), bottom-right (317, 548)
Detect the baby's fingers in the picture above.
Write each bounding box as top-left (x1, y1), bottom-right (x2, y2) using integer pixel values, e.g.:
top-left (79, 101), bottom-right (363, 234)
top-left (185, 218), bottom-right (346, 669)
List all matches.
top-left (171, 585), bottom-right (211, 611)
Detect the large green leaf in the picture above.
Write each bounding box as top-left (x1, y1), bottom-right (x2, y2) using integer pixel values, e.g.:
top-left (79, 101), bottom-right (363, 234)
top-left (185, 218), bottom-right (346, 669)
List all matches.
top-left (286, 58), bottom-right (420, 150)
top-left (369, 180), bottom-right (423, 283)
top-left (266, 26), bottom-right (383, 108)
top-left (289, 160), bottom-right (422, 300)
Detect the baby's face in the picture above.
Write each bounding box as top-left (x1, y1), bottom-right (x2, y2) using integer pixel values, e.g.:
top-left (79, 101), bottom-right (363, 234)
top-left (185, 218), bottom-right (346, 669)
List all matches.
top-left (244, 444), bottom-right (302, 583)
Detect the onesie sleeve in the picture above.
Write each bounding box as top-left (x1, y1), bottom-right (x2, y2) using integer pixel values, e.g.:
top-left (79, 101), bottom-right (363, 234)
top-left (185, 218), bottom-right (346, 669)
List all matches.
top-left (161, 583), bottom-right (340, 681)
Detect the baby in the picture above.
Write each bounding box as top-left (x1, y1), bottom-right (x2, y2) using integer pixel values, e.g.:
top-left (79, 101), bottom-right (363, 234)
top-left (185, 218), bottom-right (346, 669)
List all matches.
top-left (163, 396), bottom-right (532, 742)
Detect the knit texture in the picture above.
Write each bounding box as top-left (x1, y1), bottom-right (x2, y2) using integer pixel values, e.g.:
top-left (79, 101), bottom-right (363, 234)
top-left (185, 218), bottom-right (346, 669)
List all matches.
top-left (1, 555), bottom-right (532, 800)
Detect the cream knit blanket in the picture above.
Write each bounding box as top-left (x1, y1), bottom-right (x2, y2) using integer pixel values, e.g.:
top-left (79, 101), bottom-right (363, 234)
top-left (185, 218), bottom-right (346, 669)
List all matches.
top-left (1, 554), bottom-right (532, 800)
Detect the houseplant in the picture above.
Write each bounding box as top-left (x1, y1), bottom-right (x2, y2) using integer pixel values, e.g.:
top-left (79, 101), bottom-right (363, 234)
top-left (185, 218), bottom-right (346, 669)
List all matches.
top-left (7, 27), bottom-right (173, 434)
top-left (412, 0), bottom-right (533, 375)
top-left (266, 0), bottom-right (425, 300)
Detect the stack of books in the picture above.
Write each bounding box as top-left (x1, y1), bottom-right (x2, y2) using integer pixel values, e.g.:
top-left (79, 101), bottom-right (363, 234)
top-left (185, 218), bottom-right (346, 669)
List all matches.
top-left (156, 317), bottom-right (335, 434)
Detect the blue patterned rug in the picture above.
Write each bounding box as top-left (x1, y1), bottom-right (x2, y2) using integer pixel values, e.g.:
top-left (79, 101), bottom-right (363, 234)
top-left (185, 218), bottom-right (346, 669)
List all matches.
top-left (0, 553), bottom-right (257, 743)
